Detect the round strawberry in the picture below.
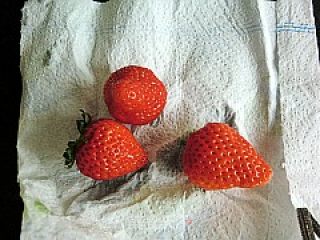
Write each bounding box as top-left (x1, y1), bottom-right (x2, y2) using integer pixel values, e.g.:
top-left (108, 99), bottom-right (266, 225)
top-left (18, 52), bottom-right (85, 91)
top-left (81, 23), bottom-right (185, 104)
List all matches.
top-left (104, 65), bottom-right (167, 125)
top-left (63, 110), bottom-right (148, 180)
top-left (182, 123), bottom-right (273, 190)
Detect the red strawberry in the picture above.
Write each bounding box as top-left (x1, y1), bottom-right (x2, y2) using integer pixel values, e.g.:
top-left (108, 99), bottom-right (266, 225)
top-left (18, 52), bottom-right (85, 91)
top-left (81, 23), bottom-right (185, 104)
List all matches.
top-left (182, 123), bottom-right (272, 190)
top-left (104, 65), bottom-right (167, 125)
top-left (63, 110), bottom-right (148, 180)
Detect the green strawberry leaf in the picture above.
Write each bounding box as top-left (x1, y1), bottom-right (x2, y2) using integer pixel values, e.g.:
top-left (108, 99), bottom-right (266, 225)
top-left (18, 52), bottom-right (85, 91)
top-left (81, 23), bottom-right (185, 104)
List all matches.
top-left (63, 110), bottom-right (93, 168)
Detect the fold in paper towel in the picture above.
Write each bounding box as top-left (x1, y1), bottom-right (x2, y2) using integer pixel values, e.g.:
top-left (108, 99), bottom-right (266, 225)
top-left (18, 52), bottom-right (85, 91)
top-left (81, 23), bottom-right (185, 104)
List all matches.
top-left (19, 0), bottom-right (318, 239)
top-left (276, 0), bottom-right (320, 225)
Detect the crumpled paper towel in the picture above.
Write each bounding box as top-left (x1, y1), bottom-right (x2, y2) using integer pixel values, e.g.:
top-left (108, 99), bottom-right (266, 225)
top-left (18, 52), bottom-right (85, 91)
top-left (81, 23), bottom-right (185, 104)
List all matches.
top-left (276, 0), bottom-right (320, 227)
top-left (18, 0), bottom-right (319, 239)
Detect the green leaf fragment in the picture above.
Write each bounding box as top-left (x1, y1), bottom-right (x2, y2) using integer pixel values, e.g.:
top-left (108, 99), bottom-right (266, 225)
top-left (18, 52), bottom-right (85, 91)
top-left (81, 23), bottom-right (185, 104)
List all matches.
top-left (34, 200), bottom-right (49, 214)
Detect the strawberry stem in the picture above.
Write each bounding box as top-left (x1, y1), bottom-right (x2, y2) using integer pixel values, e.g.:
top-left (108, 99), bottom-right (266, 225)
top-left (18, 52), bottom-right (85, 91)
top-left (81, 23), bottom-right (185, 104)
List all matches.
top-left (76, 109), bottom-right (92, 133)
top-left (63, 109), bottom-right (92, 168)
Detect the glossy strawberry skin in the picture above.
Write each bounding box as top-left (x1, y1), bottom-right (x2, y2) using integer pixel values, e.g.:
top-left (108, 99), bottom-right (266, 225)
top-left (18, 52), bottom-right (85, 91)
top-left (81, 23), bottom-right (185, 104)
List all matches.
top-left (104, 65), bottom-right (167, 125)
top-left (75, 119), bottom-right (148, 180)
top-left (182, 123), bottom-right (273, 190)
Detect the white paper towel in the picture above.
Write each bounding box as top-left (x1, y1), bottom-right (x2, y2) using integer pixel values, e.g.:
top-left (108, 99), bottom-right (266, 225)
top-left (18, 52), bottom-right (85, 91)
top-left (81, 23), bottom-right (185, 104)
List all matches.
top-left (276, 0), bottom-right (320, 225)
top-left (18, 0), bottom-right (319, 239)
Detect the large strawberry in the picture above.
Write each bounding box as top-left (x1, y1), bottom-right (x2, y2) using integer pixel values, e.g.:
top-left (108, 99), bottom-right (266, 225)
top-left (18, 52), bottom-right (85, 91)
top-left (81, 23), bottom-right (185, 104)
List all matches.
top-left (104, 65), bottom-right (167, 125)
top-left (63, 110), bottom-right (148, 180)
top-left (182, 123), bottom-right (272, 190)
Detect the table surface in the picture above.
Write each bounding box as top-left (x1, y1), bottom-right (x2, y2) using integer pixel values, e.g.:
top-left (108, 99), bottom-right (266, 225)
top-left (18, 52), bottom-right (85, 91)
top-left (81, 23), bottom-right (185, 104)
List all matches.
top-left (1, 1), bottom-right (24, 239)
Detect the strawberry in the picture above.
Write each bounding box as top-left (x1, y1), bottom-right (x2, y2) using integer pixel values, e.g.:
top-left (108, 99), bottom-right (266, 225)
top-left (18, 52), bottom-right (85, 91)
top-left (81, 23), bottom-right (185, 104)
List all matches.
top-left (63, 110), bottom-right (148, 180)
top-left (182, 123), bottom-right (272, 190)
top-left (104, 65), bottom-right (167, 125)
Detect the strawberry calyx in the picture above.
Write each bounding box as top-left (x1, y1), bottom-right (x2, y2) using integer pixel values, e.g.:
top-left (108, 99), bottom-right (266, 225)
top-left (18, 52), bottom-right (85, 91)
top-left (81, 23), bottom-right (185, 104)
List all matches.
top-left (63, 109), bottom-right (92, 168)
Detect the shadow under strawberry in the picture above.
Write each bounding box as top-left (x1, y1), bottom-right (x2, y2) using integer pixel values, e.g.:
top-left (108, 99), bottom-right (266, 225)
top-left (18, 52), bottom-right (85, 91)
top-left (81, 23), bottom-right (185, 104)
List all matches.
top-left (83, 136), bottom-right (188, 201)
top-left (84, 163), bottom-right (152, 201)
top-left (154, 137), bottom-right (185, 177)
